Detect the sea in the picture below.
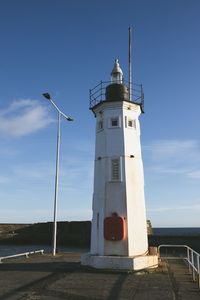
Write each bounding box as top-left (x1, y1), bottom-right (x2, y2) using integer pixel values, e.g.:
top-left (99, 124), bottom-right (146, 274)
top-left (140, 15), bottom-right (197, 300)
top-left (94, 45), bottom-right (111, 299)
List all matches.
top-left (153, 227), bottom-right (200, 236)
top-left (0, 227), bottom-right (200, 257)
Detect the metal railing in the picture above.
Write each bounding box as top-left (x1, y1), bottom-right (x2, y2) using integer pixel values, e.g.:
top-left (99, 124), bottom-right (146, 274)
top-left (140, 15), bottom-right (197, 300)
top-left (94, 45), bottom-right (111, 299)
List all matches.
top-left (89, 80), bottom-right (144, 110)
top-left (158, 244), bottom-right (200, 289)
top-left (0, 249), bottom-right (44, 263)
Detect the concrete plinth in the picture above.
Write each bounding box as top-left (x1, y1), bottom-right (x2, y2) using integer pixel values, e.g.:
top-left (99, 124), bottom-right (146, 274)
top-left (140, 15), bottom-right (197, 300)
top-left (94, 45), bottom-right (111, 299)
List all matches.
top-left (81, 253), bottom-right (158, 271)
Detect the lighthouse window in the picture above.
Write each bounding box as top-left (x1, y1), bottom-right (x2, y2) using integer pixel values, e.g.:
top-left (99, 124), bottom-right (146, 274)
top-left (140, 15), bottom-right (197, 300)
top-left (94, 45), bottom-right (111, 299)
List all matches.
top-left (125, 116), bottom-right (136, 129)
top-left (111, 158), bottom-right (120, 181)
top-left (128, 120), bottom-right (133, 127)
top-left (111, 117), bottom-right (118, 127)
top-left (128, 119), bottom-right (136, 129)
top-left (98, 120), bottom-right (103, 131)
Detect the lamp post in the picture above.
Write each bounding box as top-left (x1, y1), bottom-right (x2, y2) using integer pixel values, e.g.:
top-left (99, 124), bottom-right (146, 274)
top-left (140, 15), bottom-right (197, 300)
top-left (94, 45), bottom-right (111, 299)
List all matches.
top-left (42, 92), bottom-right (73, 256)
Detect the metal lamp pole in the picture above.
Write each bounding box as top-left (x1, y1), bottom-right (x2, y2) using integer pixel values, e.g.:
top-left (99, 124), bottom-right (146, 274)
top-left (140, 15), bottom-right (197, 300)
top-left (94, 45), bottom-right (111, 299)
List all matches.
top-left (42, 92), bottom-right (73, 256)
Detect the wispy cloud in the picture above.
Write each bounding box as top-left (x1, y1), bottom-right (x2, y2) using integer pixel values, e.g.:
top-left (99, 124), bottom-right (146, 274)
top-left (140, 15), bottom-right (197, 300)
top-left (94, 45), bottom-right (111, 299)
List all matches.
top-left (147, 166), bottom-right (188, 175)
top-left (0, 175), bottom-right (10, 184)
top-left (188, 171), bottom-right (200, 179)
top-left (144, 139), bottom-right (200, 161)
top-left (148, 203), bottom-right (200, 212)
top-left (13, 163), bottom-right (54, 180)
top-left (144, 139), bottom-right (200, 180)
top-left (0, 99), bottom-right (54, 137)
top-left (0, 209), bottom-right (92, 223)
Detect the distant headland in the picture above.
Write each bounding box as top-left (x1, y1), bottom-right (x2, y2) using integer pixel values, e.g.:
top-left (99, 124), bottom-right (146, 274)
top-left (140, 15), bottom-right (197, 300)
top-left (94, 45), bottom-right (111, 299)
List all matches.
top-left (0, 221), bottom-right (200, 252)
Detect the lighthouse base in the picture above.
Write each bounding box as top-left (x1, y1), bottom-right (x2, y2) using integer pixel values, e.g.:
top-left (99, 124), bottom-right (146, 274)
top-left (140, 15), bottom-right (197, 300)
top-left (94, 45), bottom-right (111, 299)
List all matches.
top-left (81, 253), bottom-right (158, 271)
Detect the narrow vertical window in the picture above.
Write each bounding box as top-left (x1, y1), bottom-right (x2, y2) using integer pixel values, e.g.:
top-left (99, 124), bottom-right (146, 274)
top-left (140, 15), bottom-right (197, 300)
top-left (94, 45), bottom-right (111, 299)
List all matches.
top-left (97, 213), bottom-right (99, 230)
top-left (111, 158), bottom-right (120, 181)
top-left (98, 120), bottom-right (103, 130)
top-left (125, 116), bottom-right (127, 128)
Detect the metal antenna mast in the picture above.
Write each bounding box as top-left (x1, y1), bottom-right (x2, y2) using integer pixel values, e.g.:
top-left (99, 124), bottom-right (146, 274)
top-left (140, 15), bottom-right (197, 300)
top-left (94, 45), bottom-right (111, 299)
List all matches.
top-left (128, 27), bottom-right (132, 101)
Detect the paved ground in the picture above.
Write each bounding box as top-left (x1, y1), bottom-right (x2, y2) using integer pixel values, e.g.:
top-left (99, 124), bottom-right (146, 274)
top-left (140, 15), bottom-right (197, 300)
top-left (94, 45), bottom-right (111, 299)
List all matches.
top-left (0, 253), bottom-right (199, 300)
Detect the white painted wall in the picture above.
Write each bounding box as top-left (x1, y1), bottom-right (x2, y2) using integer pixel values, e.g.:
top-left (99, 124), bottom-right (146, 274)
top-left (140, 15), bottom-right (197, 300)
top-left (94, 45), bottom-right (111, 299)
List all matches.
top-left (90, 100), bottom-right (148, 257)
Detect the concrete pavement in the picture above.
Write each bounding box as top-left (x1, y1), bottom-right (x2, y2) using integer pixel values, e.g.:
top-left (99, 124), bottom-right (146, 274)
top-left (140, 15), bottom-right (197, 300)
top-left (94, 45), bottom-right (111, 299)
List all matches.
top-left (0, 253), bottom-right (199, 299)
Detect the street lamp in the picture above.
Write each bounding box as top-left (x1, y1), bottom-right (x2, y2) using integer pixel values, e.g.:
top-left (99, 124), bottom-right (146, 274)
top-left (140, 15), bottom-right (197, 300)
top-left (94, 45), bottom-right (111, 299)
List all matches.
top-left (42, 92), bottom-right (73, 256)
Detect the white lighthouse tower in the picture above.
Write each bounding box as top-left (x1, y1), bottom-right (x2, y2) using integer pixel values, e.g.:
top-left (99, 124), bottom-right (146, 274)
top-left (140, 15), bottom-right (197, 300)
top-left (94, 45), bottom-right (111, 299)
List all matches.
top-left (82, 56), bottom-right (158, 271)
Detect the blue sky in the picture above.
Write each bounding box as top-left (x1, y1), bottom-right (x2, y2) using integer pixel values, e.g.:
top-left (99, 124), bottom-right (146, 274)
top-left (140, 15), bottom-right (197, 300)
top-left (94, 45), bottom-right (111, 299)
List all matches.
top-left (0, 0), bottom-right (200, 227)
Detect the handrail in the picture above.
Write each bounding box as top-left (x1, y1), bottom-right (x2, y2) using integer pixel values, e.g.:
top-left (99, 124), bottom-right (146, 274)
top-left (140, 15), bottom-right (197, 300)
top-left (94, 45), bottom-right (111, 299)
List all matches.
top-left (0, 249), bottom-right (44, 263)
top-left (89, 80), bottom-right (144, 111)
top-left (158, 244), bottom-right (200, 288)
top-left (90, 81), bottom-right (111, 92)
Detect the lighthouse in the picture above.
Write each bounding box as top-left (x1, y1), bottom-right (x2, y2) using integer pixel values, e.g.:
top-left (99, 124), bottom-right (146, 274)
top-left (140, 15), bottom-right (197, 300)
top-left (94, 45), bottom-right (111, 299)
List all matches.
top-left (81, 56), bottom-right (158, 270)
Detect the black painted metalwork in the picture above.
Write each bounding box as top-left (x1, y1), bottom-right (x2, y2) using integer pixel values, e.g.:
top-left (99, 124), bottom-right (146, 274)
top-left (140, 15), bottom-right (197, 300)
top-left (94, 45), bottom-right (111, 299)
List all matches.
top-left (89, 80), bottom-right (144, 113)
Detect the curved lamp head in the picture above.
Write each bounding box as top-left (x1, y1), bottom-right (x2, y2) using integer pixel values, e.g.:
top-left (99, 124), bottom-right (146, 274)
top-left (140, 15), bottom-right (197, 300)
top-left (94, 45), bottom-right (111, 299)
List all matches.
top-left (66, 116), bottom-right (73, 121)
top-left (42, 92), bottom-right (51, 100)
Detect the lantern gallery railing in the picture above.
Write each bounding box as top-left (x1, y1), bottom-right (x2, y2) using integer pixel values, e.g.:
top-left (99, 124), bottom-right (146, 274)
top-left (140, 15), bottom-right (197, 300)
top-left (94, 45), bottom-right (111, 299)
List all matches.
top-left (89, 80), bottom-right (144, 111)
top-left (158, 245), bottom-right (200, 289)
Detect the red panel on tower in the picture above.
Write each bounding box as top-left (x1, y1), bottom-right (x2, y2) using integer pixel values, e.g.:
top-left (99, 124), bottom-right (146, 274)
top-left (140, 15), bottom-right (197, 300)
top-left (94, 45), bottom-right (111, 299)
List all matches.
top-left (104, 213), bottom-right (125, 241)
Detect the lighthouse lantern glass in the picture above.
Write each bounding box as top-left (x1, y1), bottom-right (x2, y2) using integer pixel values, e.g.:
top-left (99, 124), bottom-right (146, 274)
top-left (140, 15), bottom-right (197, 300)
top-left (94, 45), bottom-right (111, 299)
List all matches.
top-left (111, 72), bottom-right (123, 84)
top-left (111, 59), bottom-right (123, 84)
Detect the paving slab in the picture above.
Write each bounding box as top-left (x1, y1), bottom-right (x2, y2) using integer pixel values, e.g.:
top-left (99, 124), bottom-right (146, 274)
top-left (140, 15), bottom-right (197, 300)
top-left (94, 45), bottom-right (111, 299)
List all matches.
top-left (0, 253), bottom-right (199, 300)
top-left (166, 258), bottom-right (200, 300)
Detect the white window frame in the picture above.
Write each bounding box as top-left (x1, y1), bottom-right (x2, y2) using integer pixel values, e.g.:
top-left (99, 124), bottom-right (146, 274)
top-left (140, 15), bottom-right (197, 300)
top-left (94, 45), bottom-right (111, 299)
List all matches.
top-left (128, 119), bottom-right (136, 128)
top-left (125, 116), bottom-right (136, 129)
top-left (108, 116), bottom-right (121, 128)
